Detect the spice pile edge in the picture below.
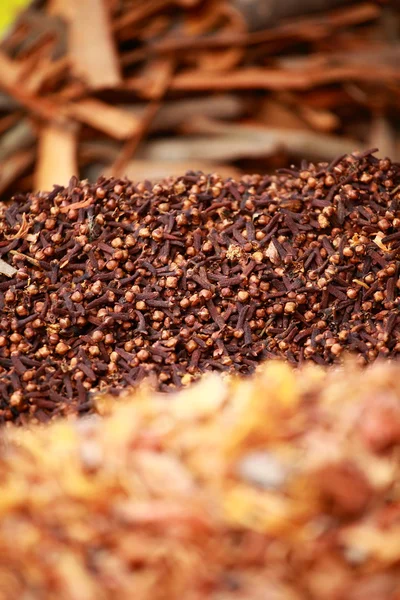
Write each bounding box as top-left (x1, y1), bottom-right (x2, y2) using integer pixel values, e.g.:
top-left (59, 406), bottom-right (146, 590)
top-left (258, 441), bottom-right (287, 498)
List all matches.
top-left (0, 148), bottom-right (399, 423)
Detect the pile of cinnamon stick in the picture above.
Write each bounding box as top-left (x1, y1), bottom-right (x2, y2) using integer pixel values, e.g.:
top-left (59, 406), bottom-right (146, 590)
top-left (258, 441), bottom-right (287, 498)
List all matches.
top-left (0, 0), bottom-right (398, 199)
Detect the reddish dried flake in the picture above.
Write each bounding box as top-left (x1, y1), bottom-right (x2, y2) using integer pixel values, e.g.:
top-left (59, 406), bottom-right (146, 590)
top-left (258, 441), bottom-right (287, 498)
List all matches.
top-left (316, 461), bottom-right (372, 516)
top-left (360, 395), bottom-right (400, 452)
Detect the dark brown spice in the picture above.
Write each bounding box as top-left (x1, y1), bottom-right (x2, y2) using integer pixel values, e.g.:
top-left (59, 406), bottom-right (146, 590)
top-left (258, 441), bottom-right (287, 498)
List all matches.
top-left (0, 150), bottom-right (399, 423)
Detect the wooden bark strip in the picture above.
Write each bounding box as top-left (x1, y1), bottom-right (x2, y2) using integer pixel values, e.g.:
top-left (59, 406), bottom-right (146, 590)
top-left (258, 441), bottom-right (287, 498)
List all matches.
top-left (142, 3), bottom-right (380, 53)
top-left (48, 0), bottom-right (75, 20)
top-left (69, 0), bottom-right (121, 90)
top-left (0, 150), bottom-right (35, 196)
top-left (0, 52), bottom-right (64, 123)
top-left (35, 124), bottom-right (78, 191)
top-left (66, 99), bottom-right (140, 140)
top-left (0, 120), bottom-right (35, 162)
top-left (23, 56), bottom-right (71, 95)
top-left (368, 115), bottom-right (397, 160)
top-left (110, 56), bottom-right (174, 176)
top-left (119, 94), bottom-right (245, 132)
top-left (140, 120), bottom-right (360, 163)
top-left (167, 64), bottom-right (400, 92)
top-left (113, 0), bottom-right (171, 32)
top-left (233, 0), bottom-right (354, 31)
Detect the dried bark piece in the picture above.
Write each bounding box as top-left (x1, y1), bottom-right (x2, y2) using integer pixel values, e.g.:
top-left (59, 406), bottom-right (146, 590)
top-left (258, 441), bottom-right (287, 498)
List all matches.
top-left (66, 99), bottom-right (140, 140)
top-left (0, 49), bottom-right (24, 86)
top-left (298, 103), bottom-right (339, 133)
top-left (183, 1), bottom-right (246, 72)
top-left (137, 56), bottom-right (175, 101)
top-left (110, 56), bottom-right (174, 175)
top-left (68, 0), bottom-right (121, 90)
top-left (278, 44), bottom-right (400, 71)
top-left (36, 123), bottom-right (78, 191)
top-left (143, 3), bottom-right (380, 54)
top-left (125, 94), bottom-right (245, 132)
top-left (23, 56), bottom-right (71, 95)
top-left (48, 0), bottom-right (75, 21)
top-left (140, 119), bottom-right (359, 162)
top-left (0, 149), bottom-right (35, 195)
top-left (368, 114), bottom-right (397, 160)
top-left (0, 51), bottom-right (65, 123)
top-left (168, 63), bottom-right (400, 93)
top-left (113, 0), bottom-right (198, 35)
top-left (0, 119), bottom-right (35, 161)
top-left (258, 98), bottom-right (310, 130)
top-left (3, 8), bottom-right (67, 60)
top-left (233, 0), bottom-right (355, 31)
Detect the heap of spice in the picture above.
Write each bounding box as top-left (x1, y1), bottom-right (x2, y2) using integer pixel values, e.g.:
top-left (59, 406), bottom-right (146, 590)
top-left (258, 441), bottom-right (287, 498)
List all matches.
top-left (0, 149), bottom-right (399, 423)
top-left (2, 360), bottom-right (400, 599)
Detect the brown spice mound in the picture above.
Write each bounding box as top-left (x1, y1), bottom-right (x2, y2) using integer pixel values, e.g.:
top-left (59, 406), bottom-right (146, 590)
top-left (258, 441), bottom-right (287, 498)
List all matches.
top-left (2, 360), bottom-right (400, 599)
top-left (0, 149), bottom-right (399, 423)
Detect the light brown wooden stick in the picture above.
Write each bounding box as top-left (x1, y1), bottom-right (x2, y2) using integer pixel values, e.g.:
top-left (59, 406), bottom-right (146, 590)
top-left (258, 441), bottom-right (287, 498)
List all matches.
top-left (69, 0), bottom-right (121, 90)
top-left (36, 124), bottom-right (78, 191)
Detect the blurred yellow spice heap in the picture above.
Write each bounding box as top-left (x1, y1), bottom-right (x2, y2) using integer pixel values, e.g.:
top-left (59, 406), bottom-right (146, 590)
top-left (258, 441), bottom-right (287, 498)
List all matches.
top-left (2, 360), bottom-right (400, 598)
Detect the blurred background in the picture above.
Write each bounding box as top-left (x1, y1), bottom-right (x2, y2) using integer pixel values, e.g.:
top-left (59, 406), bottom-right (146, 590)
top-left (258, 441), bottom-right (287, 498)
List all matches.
top-left (0, 0), bottom-right (399, 200)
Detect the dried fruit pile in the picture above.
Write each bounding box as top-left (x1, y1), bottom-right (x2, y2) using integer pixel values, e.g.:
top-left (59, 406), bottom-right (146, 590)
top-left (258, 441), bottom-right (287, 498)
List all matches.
top-left (0, 149), bottom-right (399, 423)
top-left (1, 360), bottom-right (400, 599)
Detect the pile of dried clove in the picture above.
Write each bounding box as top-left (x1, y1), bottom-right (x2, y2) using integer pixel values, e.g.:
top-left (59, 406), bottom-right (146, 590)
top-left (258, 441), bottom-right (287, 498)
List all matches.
top-left (0, 149), bottom-right (399, 423)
